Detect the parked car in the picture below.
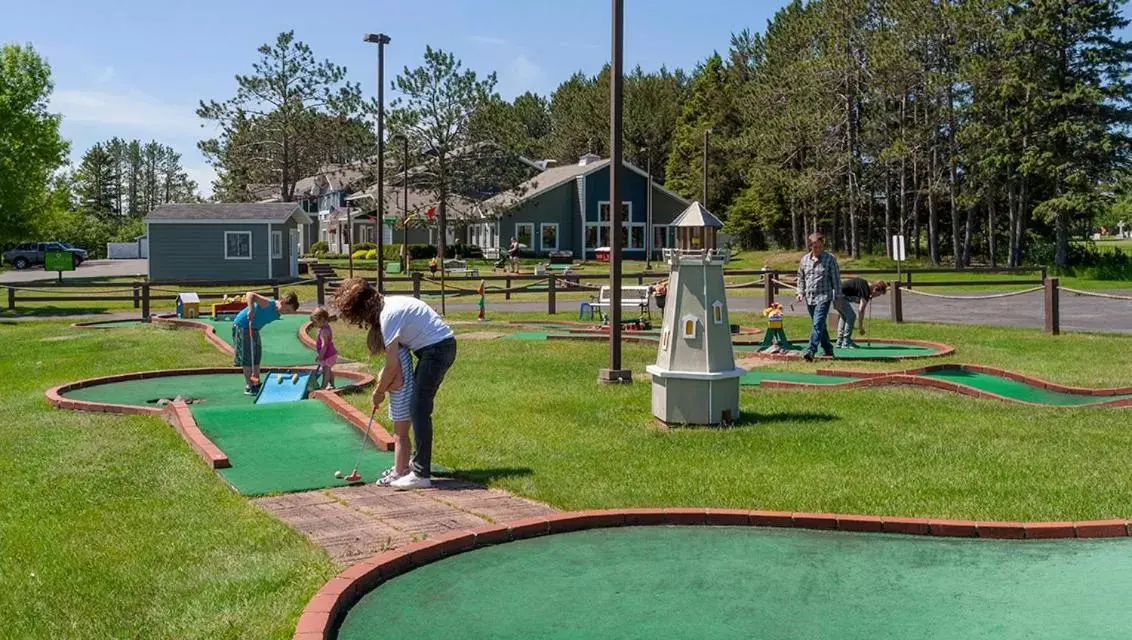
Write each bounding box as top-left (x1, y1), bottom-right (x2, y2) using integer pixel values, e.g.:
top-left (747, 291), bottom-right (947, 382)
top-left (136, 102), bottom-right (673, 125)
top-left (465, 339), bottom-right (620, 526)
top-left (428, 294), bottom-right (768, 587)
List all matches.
top-left (2, 242), bottom-right (88, 269)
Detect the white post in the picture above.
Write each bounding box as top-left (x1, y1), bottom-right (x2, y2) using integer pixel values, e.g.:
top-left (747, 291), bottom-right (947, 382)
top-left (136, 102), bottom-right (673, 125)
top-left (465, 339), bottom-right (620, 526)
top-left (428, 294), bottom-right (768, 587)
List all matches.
top-left (267, 223), bottom-right (273, 280)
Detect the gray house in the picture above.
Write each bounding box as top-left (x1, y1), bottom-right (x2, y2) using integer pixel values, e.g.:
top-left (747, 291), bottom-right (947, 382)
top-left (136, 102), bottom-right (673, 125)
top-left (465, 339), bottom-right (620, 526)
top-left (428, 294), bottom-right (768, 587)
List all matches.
top-left (145, 203), bottom-right (312, 281)
top-left (482, 154), bottom-right (692, 259)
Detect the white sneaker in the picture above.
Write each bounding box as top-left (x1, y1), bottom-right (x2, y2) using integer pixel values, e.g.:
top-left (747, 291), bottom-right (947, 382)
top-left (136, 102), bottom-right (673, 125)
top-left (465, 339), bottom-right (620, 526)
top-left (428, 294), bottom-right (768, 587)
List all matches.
top-left (390, 472), bottom-right (432, 490)
top-left (376, 467), bottom-right (404, 486)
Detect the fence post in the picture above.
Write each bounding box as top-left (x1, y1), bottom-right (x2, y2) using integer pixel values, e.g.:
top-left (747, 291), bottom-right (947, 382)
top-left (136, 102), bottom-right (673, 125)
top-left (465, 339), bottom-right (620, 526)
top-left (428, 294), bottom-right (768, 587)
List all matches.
top-left (316, 277), bottom-right (325, 306)
top-left (6, 286), bottom-right (14, 311)
top-left (141, 283), bottom-right (151, 322)
top-left (905, 272), bottom-right (913, 290)
top-left (763, 269), bottom-right (775, 308)
top-left (637, 273), bottom-right (644, 285)
top-left (505, 275), bottom-right (511, 301)
top-left (547, 274), bottom-right (556, 315)
top-left (412, 272), bottom-right (422, 299)
top-left (1044, 277), bottom-right (1060, 336)
top-left (133, 283), bottom-right (140, 309)
top-left (272, 283), bottom-right (280, 299)
top-left (891, 281), bottom-right (903, 323)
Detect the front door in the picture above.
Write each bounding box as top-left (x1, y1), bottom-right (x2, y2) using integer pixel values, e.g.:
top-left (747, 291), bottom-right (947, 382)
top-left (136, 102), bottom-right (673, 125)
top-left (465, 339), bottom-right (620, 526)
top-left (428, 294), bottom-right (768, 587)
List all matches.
top-left (289, 229), bottom-right (300, 278)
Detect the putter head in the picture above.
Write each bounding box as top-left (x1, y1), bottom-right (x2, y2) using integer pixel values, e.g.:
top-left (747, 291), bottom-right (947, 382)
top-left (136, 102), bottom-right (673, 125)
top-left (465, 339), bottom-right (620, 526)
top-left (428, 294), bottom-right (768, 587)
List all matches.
top-left (344, 470), bottom-right (363, 483)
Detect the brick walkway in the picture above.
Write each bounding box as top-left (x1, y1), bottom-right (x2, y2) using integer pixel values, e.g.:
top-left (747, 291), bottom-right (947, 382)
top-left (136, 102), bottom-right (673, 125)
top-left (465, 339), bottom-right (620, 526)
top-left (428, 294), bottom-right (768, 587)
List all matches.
top-left (254, 478), bottom-right (558, 565)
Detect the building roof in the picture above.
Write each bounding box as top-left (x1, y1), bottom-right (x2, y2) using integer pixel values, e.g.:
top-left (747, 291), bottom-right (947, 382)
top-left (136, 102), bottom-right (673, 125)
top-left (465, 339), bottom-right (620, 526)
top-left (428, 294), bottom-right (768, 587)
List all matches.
top-left (292, 163), bottom-right (372, 198)
top-left (483, 156), bottom-right (692, 213)
top-left (671, 201), bottom-right (723, 228)
top-left (145, 203), bottom-right (312, 224)
top-left (344, 184), bottom-right (483, 221)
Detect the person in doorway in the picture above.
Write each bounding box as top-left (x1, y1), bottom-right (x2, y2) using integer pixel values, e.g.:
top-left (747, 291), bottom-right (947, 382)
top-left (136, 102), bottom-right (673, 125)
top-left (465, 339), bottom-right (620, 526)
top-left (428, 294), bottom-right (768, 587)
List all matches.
top-left (507, 236), bottom-right (520, 273)
top-left (332, 278), bottom-right (457, 490)
top-left (836, 279), bottom-right (889, 349)
top-left (795, 233), bottom-right (841, 362)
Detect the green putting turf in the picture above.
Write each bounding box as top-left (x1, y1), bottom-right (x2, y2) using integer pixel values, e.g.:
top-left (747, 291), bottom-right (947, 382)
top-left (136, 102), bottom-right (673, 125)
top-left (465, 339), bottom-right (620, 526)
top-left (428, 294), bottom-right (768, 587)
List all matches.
top-left (504, 331), bottom-right (570, 341)
top-left (734, 341), bottom-right (942, 359)
top-left (194, 314), bottom-right (314, 366)
top-left (192, 399), bottom-right (393, 496)
top-left (337, 526), bottom-right (1132, 640)
top-left (64, 373), bottom-right (254, 408)
top-left (921, 369), bottom-right (1132, 407)
top-left (740, 370), bottom-right (858, 386)
top-left (80, 320), bottom-right (149, 328)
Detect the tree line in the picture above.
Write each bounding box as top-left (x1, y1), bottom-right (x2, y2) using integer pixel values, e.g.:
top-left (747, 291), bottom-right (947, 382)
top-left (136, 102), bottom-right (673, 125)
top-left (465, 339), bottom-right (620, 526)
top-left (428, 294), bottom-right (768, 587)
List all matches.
top-left (196, 2), bottom-right (1130, 270)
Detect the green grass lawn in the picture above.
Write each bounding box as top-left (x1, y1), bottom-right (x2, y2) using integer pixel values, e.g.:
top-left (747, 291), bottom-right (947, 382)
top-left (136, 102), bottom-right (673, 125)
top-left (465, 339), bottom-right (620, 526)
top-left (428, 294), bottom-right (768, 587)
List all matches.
top-left (0, 321), bottom-right (335, 638)
top-left (337, 313), bottom-right (1132, 520)
top-left (8, 307), bottom-right (1132, 636)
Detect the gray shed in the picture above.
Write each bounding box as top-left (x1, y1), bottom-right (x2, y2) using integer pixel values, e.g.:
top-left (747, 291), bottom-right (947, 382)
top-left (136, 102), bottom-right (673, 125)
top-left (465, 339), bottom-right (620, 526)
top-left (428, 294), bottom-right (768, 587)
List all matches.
top-left (145, 203), bottom-right (313, 282)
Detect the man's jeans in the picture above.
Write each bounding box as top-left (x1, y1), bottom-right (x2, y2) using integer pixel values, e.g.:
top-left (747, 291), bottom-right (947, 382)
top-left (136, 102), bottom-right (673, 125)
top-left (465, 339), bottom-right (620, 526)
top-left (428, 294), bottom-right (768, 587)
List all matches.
top-left (807, 300), bottom-right (834, 355)
top-left (410, 337), bottom-right (457, 478)
top-left (837, 297), bottom-right (859, 341)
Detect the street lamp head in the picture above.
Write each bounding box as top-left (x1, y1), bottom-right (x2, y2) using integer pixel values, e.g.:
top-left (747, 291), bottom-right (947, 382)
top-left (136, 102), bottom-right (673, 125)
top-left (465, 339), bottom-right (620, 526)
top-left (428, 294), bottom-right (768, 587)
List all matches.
top-left (363, 33), bottom-right (391, 45)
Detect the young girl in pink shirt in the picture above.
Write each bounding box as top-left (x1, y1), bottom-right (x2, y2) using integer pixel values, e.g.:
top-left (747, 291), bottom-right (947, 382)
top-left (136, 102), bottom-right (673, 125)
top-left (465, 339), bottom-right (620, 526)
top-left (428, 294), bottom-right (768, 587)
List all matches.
top-left (311, 307), bottom-right (337, 389)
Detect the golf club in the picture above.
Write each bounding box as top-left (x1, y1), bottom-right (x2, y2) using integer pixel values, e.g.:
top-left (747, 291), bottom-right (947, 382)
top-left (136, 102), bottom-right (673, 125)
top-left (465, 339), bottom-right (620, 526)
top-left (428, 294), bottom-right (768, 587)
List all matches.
top-left (336, 407), bottom-right (378, 483)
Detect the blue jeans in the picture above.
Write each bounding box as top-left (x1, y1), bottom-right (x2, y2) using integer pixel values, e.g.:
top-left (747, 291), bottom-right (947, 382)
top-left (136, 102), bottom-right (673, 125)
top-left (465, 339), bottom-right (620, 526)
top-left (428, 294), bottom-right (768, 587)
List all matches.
top-left (410, 337), bottom-right (457, 478)
top-left (807, 300), bottom-right (834, 355)
top-left (837, 297), bottom-right (859, 341)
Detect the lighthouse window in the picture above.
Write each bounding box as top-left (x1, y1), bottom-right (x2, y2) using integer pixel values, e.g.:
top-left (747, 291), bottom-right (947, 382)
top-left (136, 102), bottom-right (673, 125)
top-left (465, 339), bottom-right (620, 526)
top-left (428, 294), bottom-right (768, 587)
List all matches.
top-left (712, 301), bottom-right (724, 325)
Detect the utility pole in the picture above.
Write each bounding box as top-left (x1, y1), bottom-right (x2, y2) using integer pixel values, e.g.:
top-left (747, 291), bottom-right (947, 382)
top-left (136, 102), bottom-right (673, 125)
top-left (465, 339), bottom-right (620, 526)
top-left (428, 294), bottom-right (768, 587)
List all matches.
top-left (364, 32), bottom-right (391, 292)
top-left (599, 0), bottom-right (630, 384)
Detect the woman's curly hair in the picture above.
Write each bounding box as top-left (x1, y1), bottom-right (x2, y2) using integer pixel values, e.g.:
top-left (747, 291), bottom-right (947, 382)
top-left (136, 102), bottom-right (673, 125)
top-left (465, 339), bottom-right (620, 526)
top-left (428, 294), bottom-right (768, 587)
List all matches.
top-left (332, 278), bottom-right (386, 354)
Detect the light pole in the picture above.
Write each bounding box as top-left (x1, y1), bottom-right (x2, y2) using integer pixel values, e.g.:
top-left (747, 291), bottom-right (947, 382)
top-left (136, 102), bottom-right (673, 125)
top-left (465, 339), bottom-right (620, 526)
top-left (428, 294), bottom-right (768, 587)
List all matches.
top-left (599, 0), bottom-right (630, 384)
top-left (398, 135), bottom-right (409, 272)
top-left (364, 32), bottom-right (390, 293)
top-left (702, 127), bottom-right (711, 208)
top-left (643, 146), bottom-right (652, 271)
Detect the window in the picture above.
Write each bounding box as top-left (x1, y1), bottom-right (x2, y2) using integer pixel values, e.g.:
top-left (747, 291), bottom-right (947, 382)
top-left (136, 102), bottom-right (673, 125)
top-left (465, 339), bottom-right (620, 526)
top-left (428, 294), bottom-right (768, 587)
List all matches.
top-left (712, 301), bottom-right (724, 325)
top-left (585, 222), bottom-right (645, 249)
top-left (598, 202), bottom-right (630, 222)
top-left (654, 226), bottom-right (668, 249)
top-left (682, 315), bottom-right (698, 339)
top-left (225, 231), bottom-right (252, 260)
top-left (271, 230), bottom-right (283, 259)
top-left (540, 223), bottom-right (559, 252)
top-left (515, 223), bottom-right (533, 248)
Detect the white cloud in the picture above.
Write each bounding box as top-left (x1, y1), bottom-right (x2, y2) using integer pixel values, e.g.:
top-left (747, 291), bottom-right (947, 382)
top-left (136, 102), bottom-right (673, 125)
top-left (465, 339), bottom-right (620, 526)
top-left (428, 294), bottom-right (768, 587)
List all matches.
top-left (470, 35), bottom-right (508, 46)
top-left (499, 54), bottom-right (545, 98)
top-left (50, 89), bottom-right (205, 138)
top-left (95, 66), bottom-right (115, 84)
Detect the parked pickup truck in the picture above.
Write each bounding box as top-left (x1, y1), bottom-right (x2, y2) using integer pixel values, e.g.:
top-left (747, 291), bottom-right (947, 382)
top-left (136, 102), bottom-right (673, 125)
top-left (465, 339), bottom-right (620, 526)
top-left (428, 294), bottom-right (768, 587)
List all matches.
top-left (2, 242), bottom-right (88, 269)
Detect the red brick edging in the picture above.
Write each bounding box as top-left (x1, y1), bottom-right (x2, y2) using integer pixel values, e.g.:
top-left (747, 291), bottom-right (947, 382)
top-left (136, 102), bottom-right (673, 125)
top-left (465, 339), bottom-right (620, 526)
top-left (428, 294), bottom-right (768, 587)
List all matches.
top-left (151, 315), bottom-right (235, 356)
top-left (161, 400), bottom-right (229, 468)
top-left (760, 363), bottom-right (1132, 409)
top-left (71, 319), bottom-right (145, 329)
top-left (292, 507), bottom-right (1132, 639)
top-left (310, 390), bottom-right (395, 451)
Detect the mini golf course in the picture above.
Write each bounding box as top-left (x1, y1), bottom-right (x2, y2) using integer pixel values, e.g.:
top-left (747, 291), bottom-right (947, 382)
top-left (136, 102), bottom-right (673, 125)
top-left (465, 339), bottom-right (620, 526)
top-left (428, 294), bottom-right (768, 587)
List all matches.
top-left (305, 512), bottom-right (1132, 640)
top-left (504, 321), bottom-right (952, 361)
top-left (741, 364), bottom-right (1132, 408)
top-left (50, 313), bottom-right (391, 496)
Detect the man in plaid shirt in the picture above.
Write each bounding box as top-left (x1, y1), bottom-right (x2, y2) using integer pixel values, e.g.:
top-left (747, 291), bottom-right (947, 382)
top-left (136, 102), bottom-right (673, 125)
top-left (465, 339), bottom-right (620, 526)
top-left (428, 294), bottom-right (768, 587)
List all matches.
top-left (795, 232), bottom-right (841, 361)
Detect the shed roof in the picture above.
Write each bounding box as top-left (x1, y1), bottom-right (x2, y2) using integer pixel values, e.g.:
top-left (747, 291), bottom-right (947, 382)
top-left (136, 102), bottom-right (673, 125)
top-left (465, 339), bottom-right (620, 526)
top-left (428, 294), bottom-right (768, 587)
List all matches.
top-left (145, 203), bottom-right (312, 224)
top-left (670, 201), bottom-right (723, 228)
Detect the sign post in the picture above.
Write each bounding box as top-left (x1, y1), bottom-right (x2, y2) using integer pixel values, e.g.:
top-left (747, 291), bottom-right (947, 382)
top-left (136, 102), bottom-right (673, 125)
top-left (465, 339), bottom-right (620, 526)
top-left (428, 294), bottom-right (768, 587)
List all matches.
top-left (891, 234), bottom-right (906, 283)
top-left (44, 250), bottom-right (74, 283)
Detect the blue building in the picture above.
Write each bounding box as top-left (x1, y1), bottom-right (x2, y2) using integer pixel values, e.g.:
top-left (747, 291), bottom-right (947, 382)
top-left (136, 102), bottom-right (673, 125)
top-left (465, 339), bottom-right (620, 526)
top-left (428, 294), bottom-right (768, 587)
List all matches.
top-left (481, 154), bottom-right (692, 259)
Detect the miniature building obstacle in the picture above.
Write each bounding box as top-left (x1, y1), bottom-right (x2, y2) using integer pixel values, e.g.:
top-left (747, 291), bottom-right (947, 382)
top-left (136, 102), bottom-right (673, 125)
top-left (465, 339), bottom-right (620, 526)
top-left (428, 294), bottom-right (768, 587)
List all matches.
top-left (647, 202), bottom-right (742, 426)
top-left (212, 295), bottom-right (246, 318)
top-left (254, 370), bottom-right (318, 405)
top-left (176, 292), bottom-right (200, 319)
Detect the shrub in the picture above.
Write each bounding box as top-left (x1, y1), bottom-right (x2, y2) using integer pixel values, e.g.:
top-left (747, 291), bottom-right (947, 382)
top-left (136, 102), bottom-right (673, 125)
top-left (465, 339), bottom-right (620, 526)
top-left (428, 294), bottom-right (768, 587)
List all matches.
top-left (351, 250), bottom-right (369, 260)
top-left (408, 244), bottom-right (438, 260)
top-left (382, 245), bottom-right (401, 261)
top-left (364, 249), bottom-right (377, 260)
top-left (351, 242), bottom-right (376, 253)
top-left (1025, 239), bottom-right (1132, 280)
top-left (309, 240), bottom-right (329, 255)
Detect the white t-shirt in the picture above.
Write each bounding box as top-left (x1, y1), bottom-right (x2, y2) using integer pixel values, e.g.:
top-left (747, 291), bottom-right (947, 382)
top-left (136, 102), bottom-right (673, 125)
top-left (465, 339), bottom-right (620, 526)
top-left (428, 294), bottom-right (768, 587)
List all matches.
top-left (380, 296), bottom-right (454, 351)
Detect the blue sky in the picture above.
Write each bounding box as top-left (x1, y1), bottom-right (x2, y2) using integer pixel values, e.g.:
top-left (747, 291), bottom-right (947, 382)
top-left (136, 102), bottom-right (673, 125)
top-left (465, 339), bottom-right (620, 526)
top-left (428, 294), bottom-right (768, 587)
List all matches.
top-left (4, 1), bottom-right (1130, 197)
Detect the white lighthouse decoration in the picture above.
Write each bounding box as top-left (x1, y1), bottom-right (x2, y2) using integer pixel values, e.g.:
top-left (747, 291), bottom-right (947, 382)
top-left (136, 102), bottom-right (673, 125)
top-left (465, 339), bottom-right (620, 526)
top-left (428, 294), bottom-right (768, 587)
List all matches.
top-left (646, 202), bottom-right (743, 426)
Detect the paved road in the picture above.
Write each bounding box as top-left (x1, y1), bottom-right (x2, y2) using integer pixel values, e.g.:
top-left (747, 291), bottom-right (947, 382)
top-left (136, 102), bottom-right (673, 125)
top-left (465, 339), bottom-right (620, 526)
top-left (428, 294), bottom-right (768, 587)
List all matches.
top-left (429, 288), bottom-right (1132, 334)
top-left (0, 259), bottom-right (147, 283)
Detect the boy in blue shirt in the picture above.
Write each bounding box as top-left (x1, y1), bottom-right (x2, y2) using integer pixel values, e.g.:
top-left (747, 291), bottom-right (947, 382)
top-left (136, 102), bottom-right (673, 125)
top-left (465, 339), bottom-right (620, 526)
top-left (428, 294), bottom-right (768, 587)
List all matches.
top-left (233, 291), bottom-right (300, 394)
